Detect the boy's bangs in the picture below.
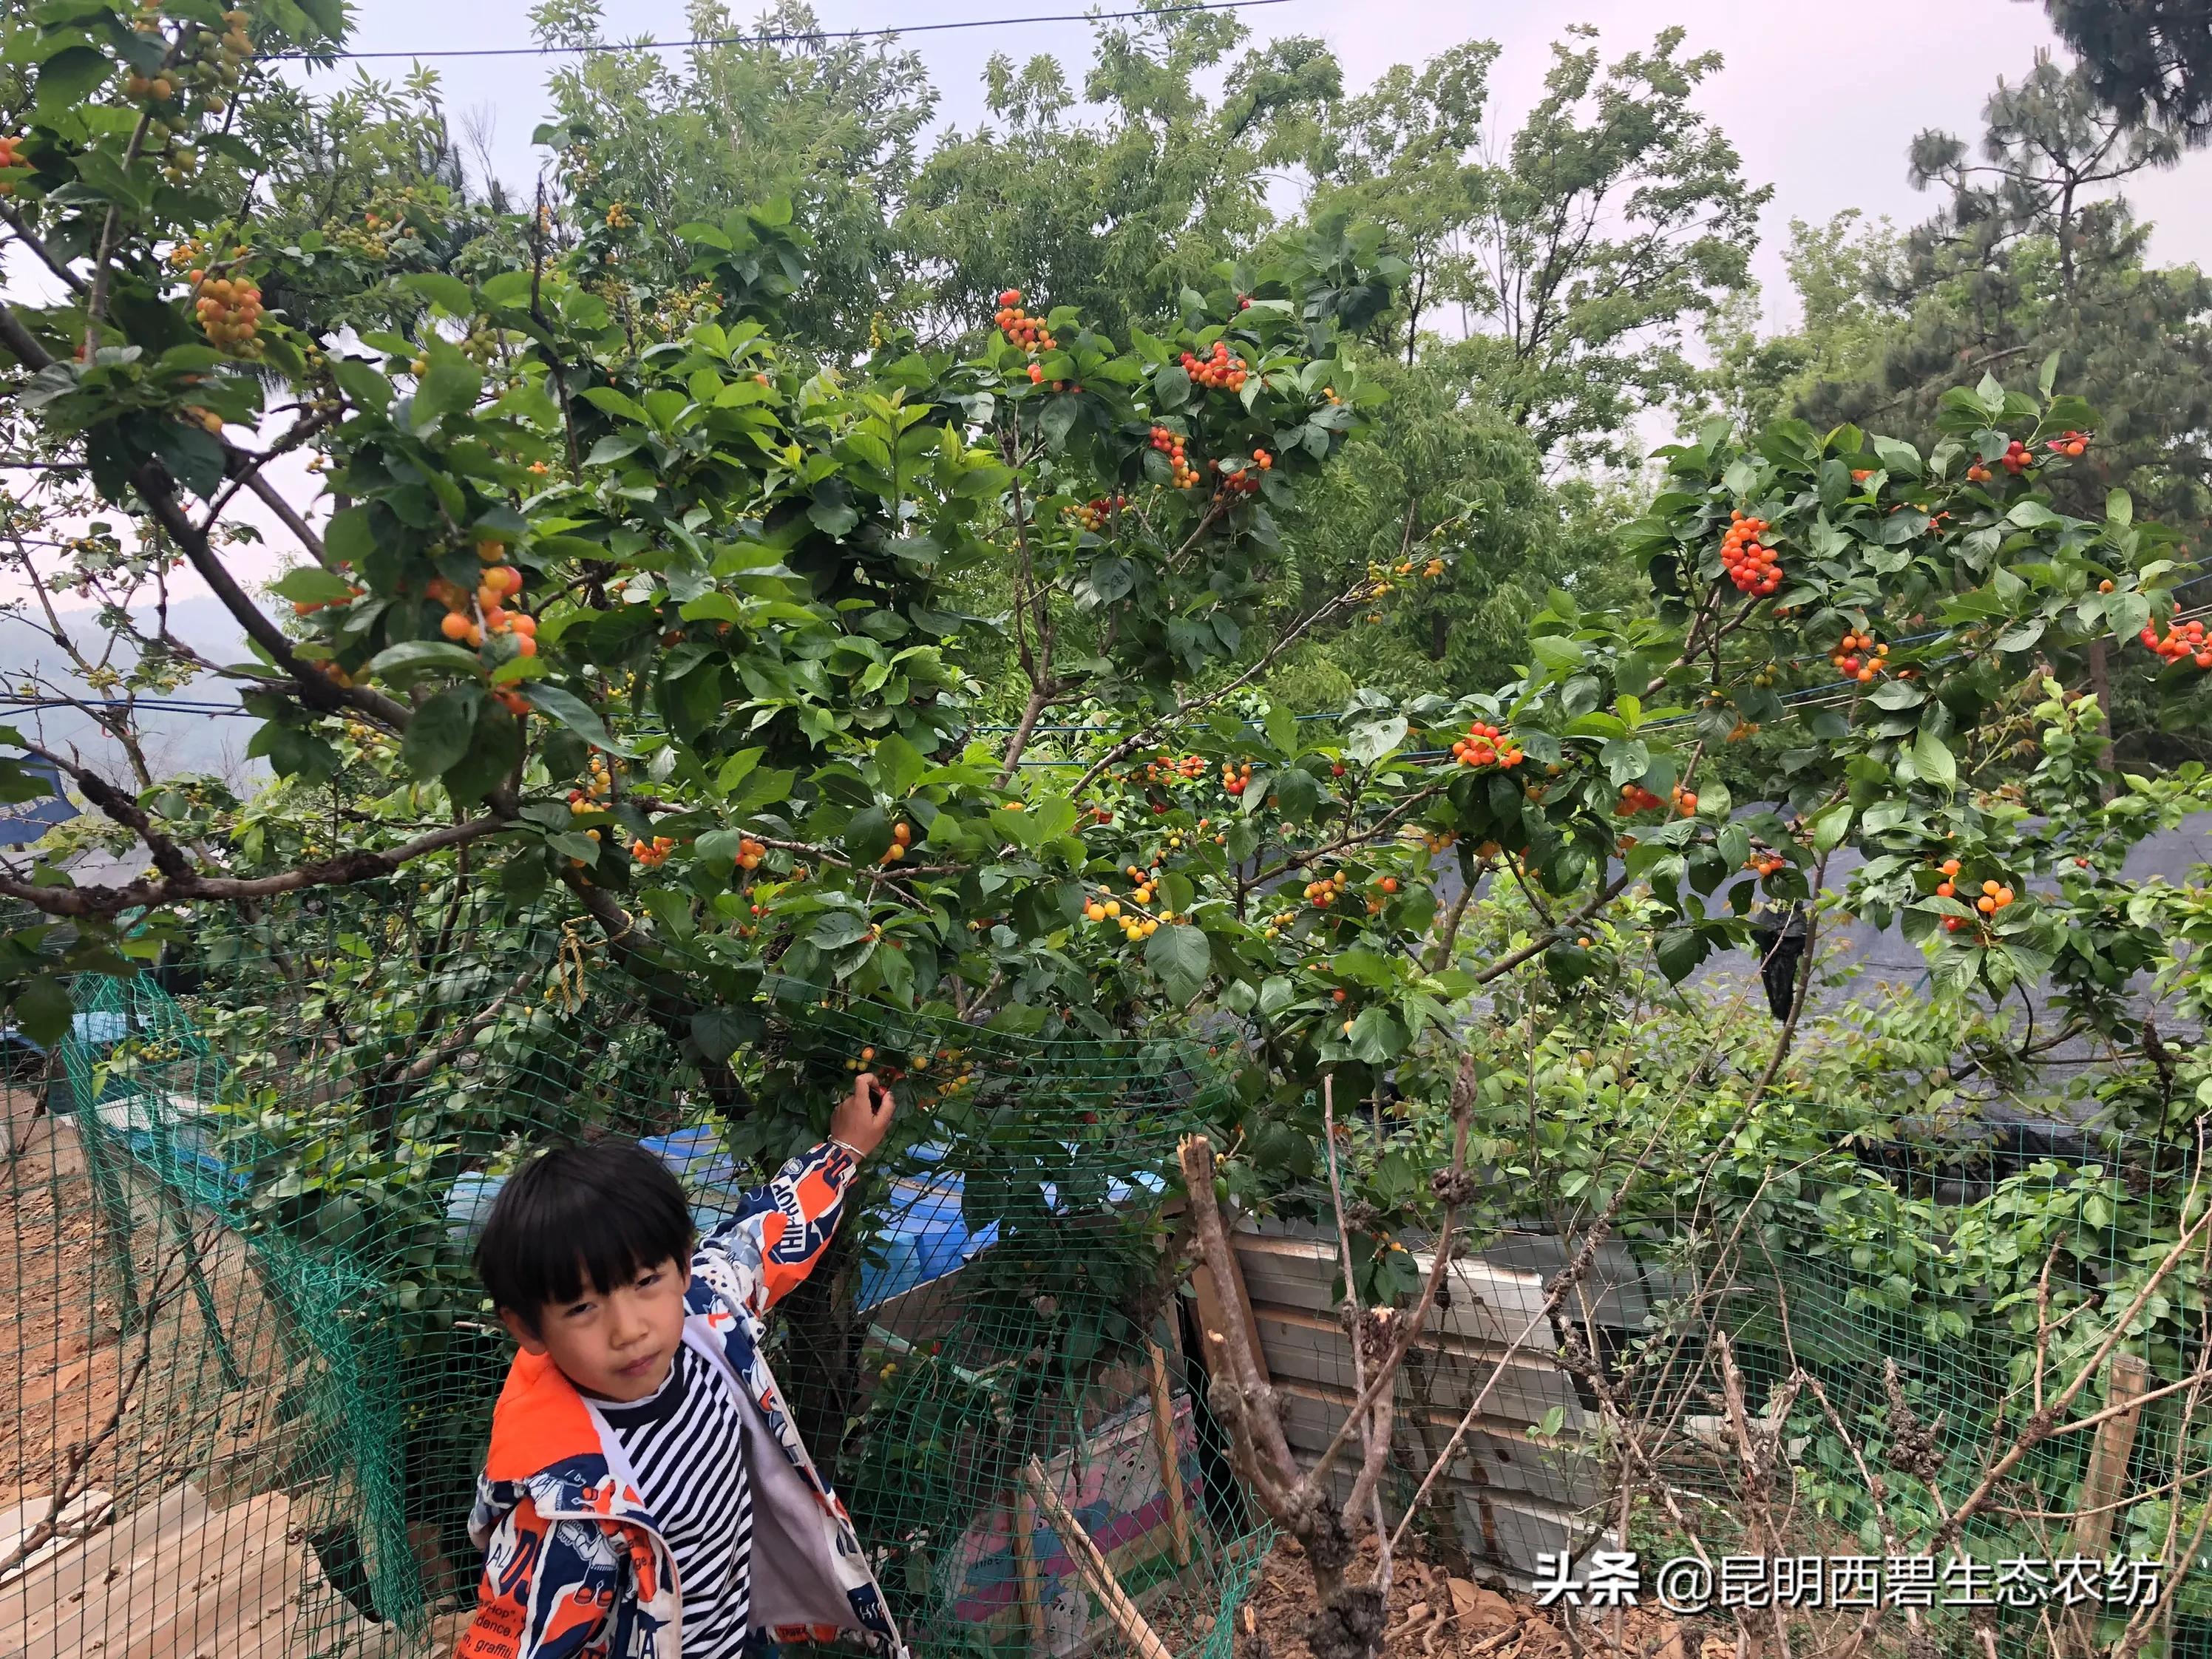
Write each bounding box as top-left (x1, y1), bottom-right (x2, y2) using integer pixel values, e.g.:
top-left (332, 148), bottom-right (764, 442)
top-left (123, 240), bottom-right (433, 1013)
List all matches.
top-left (475, 1137), bottom-right (695, 1320)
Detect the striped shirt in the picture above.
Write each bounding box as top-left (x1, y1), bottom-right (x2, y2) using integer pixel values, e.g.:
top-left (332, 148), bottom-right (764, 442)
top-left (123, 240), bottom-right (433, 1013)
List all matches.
top-left (594, 1345), bottom-right (754, 1657)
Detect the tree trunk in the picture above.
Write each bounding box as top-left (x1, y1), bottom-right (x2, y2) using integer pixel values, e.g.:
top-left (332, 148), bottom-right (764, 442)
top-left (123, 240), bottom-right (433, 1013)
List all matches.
top-left (2088, 636), bottom-right (2115, 793)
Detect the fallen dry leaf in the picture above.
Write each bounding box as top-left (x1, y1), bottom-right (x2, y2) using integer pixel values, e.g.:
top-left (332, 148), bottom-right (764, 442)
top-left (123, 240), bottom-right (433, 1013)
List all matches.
top-left (1448, 1577), bottom-right (1521, 1632)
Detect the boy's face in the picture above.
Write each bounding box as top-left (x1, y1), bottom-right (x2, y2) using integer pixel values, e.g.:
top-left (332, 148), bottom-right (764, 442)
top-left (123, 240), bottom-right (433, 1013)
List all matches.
top-left (502, 1255), bottom-right (691, 1403)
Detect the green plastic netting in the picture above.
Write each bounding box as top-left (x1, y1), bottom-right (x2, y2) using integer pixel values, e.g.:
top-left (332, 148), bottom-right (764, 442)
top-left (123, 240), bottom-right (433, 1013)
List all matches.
top-left (7, 886), bottom-right (2211, 1656)
top-left (1, 892), bottom-right (1269, 1659)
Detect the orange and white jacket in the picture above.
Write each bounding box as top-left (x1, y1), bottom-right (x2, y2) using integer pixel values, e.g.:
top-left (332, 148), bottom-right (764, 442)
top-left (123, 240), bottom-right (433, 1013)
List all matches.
top-left (454, 1141), bottom-right (906, 1659)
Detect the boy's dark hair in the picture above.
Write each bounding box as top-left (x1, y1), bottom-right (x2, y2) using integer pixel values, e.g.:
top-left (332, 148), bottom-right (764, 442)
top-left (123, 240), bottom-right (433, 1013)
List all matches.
top-left (475, 1137), bottom-right (693, 1327)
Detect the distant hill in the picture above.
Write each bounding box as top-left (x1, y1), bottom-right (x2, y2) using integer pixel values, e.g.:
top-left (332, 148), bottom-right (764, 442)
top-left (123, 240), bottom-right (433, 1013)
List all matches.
top-left (0, 597), bottom-right (264, 790)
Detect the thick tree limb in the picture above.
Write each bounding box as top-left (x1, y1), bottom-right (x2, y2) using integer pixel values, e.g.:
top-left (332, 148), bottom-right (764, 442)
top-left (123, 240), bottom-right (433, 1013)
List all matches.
top-left (0, 812), bottom-right (506, 917)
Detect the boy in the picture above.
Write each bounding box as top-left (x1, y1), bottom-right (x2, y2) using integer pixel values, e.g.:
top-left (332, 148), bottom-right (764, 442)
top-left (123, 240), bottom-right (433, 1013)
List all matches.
top-left (455, 1073), bottom-right (906, 1659)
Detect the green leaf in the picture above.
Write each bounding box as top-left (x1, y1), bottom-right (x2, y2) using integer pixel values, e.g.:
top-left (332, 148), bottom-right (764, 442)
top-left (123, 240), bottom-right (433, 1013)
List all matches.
top-left (1272, 767), bottom-right (1323, 824)
top-left (272, 566), bottom-right (356, 605)
top-left (1601, 738), bottom-right (1651, 787)
top-left (325, 506), bottom-right (376, 569)
top-left (11, 974), bottom-right (72, 1049)
top-left (481, 271), bottom-right (534, 308)
top-left (1530, 634), bottom-right (1585, 675)
top-left (523, 684), bottom-right (636, 756)
top-left (400, 686), bottom-right (481, 779)
top-left (1811, 801), bottom-right (1853, 853)
top-left (35, 46), bottom-right (109, 118)
top-left (691, 1008), bottom-right (747, 1065)
top-left (2108, 592), bottom-right (2151, 642)
top-left (445, 701), bottom-right (522, 807)
top-left (1346, 1005), bottom-right (1405, 1064)
top-left (872, 733), bottom-right (927, 800)
top-left (399, 272), bottom-right (475, 318)
top-left (1344, 714), bottom-right (1406, 765)
top-left (710, 750), bottom-right (763, 799)
top-left (809, 911), bottom-right (872, 949)
top-left (845, 804), bottom-right (893, 864)
top-left (410, 350), bottom-right (484, 435)
top-left (1655, 926), bottom-right (1709, 984)
top-left (1145, 923), bottom-right (1210, 1003)
top-left (580, 386), bottom-right (648, 421)
top-left (1870, 436), bottom-right (1921, 478)
top-left (1913, 728), bottom-right (1957, 793)
top-left (248, 722), bottom-right (339, 784)
top-left (2106, 489), bottom-right (2133, 529)
top-left (366, 640), bottom-right (482, 689)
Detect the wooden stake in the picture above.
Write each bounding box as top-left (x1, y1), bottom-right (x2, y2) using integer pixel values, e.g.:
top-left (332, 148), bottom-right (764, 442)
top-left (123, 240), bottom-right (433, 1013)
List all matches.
top-left (1022, 1456), bottom-right (1177, 1659)
top-left (1144, 1341), bottom-right (1194, 1567)
top-left (1013, 1489), bottom-right (1048, 1654)
top-left (2073, 1351), bottom-right (2151, 1553)
top-left (2066, 1351), bottom-right (2152, 1659)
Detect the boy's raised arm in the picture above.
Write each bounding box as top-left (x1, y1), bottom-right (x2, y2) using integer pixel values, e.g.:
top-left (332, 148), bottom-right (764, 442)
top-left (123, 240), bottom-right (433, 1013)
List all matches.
top-left (699, 1073), bottom-right (895, 1316)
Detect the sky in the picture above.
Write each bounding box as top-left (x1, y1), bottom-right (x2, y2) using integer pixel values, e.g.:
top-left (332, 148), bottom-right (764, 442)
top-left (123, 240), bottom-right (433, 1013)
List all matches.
top-left (4, 0), bottom-right (2208, 630)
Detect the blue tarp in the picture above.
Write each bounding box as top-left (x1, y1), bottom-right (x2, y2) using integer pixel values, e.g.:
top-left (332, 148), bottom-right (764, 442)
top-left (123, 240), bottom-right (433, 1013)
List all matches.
top-left (0, 1007), bottom-right (129, 1057)
top-left (440, 1133), bottom-right (1164, 1312)
top-left (0, 757), bottom-right (78, 847)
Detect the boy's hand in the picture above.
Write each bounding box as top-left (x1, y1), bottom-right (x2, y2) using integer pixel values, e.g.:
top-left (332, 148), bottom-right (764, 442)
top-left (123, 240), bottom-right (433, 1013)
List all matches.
top-left (830, 1072), bottom-right (896, 1160)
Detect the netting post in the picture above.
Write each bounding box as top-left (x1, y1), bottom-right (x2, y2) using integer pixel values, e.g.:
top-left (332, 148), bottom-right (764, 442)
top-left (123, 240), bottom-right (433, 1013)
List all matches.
top-left (1022, 1456), bottom-right (1176, 1659)
top-left (1144, 1340), bottom-right (1193, 1568)
top-left (1013, 1488), bottom-right (1047, 1654)
top-left (2072, 1351), bottom-right (2150, 1553)
top-left (78, 1110), bottom-right (146, 1337)
top-left (158, 1184), bottom-right (245, 1389)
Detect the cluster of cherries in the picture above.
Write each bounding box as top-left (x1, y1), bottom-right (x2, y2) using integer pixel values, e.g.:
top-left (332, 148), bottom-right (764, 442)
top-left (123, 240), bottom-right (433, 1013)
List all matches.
top-left (1063, 495), bottom-right (1126, 532)
top-left (435, 545), bottom-right (536, 660)
top-left (1745, 852), bottom-right (1788, 878)
top-left (1832, 631), bottom-right (1887, 683)
top-left (1720, 511), bottom-right (1781, 596)
top-left (1967, 438), bottom-right (2035, 484)
top-left (994, 289), bottom-right (1056, 353)
top-left (1935, 858), bottom-right (2018, 932)
top-left (880, 821), bottom-right (915, 864)
top-left (0, 133), bottom-right (24, 197)
top-left (1150, 426), bottom-right (1201, 489)
top-left (1618, 782), bottom-right (1697, 816)
top-left (734, 836), bottom-right (768, 872)
top-left (1448, 720), bottom-right (1523, 770)
top-left (1218, 456), bottom-right (1264, 498)
top-left (1131, 753), bottom-right (1207, 787)
top-left (2139, 613), bottom-right (2212, 668)
top-left (189, 265), bottom-right (264, 356)
top-left (631, 835), bottom-right (678, 867)
top-left (2047, 430), bottom-right (2091, 458)
top-left (1181, 340), bottom-right (1249, 393)
top-left (1221, 760), bottom-right (1253, 797)
top-left (566, 753), bottom-right (615, 813)
top-left (1302, 871), bottom-right (1348, 909)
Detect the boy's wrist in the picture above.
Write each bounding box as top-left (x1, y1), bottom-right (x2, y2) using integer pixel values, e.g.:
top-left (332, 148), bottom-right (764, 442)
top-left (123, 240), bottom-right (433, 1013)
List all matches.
top-left (827, 1135), bottom-right (869, 1164)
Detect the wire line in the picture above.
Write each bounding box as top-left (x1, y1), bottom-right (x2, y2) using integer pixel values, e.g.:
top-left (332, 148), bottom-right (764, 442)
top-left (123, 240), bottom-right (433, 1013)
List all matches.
top-left (270, 0), bottom-right (1297, 62)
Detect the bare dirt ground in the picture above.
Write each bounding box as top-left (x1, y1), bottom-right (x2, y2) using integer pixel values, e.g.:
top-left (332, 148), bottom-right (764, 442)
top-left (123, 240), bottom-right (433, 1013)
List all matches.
top-left (1180, 1536), bottom-right (1700, 1659)
top-left (0, 1079), bottom-right (299, 1524)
